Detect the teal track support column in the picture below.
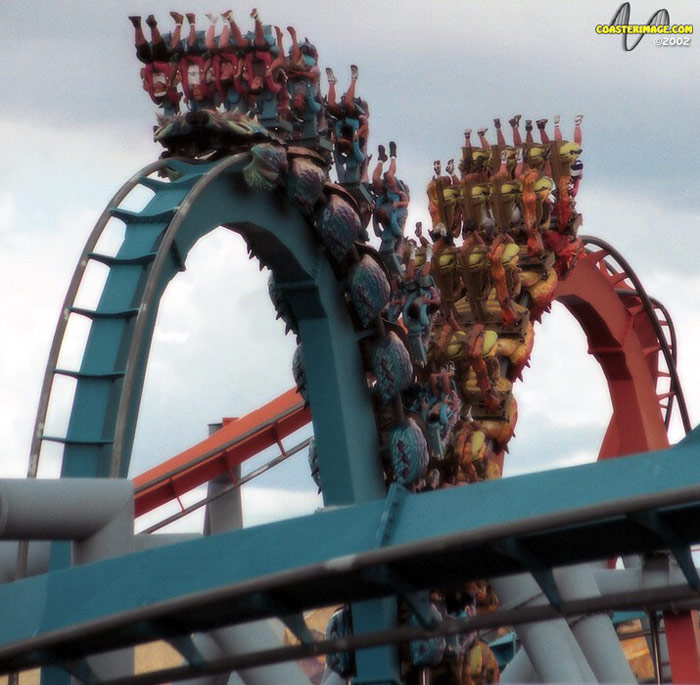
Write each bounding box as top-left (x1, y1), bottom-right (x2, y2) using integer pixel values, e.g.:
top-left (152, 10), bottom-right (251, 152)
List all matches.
top-left (292, 291), bottom-right (385, 505)
top-left (275, 227), bottom-right (400, 684)
top-left (352, 598), bottom-right (402, 684)
top-left (38, 154), bottom-right (402, 682)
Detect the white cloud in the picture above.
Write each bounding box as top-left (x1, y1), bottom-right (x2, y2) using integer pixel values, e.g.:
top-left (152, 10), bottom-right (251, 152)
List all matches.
top-left (0, 204), bottom-right (101, 477)
top-left (135, 485), bottom-right (322, 535)
top-left (154, 330), bottom-right (191, 345)
top-left (582, 183), bottom-right (700, 277)
top-left (2, 1), bottom-right (698, 534)
top-left (507, 449), bottom-right (598, 477)
top-left (0, 193), bottom-right (18, 234)
top-left (129, 228), bottom-right (299, 476)
top-left (643, 272), bottom-right (700, 440)
top-left (242, 487), bottom-right (323, 528)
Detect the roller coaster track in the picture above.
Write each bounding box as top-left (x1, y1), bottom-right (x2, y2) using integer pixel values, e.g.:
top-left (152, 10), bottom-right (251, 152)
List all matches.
top-left (554, 235), bottom-right (689, 460)
top-left (25, 149), bottom-right (387, 510)
top-left (130, 235), bottom-right (691, 528)
top-left (26, 158), bottom-right (175, 482)
top-left (25, 157), bottom-right (689, 513)
top-left (18, 158), bottom-right (181, 581)
top-left (579, 235), bottom-right (690, 434)
top-left (9, 147), bottom-right (698, 682)
top-left (12, 146), bottom-right (403, 681)
top-left (132, 387), bottom-right (310, 521)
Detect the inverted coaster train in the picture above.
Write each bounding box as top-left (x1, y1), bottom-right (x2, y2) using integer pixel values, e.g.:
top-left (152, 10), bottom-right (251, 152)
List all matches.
top-left (1, 9), bottom-right (699, 685)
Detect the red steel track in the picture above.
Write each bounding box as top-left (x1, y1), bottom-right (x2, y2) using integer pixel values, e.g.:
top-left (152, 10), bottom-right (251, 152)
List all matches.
top-left (558, 237), bottom-right (674, 458)
top-left (555, 235), bottom-right (695, 681)
top-left (133, 388), bottom-right (310, 517)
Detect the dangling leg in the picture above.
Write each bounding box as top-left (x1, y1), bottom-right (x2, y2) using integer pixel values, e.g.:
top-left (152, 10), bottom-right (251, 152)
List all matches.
top-left (350, 135), bottom-right (365, 163)
top-left (494, 118), bottom-right (506, 147)
top-left (495, 149), bottom-right (509, 179)
top-left (509, 115), bottom-right (522, 146)
top-left (219, 12), bottom-right (231, 47)
top-left (204, 13), bottom-right (218, 52)
top-left (359, 122), bottom-right (371, 184)
top-left (249, 11), bottom-right (270, 72)
top-left (342, 64), bottom-right (359, 116)
top-left (227, 11), bottom-right (248, 49)
top-left (553, 114), bottom-right (562, 141)
top-left (267, 26), bottom-right (287, 77)
top-left (514, 146), bottom-right (523, 177)
top-left (372, 145), bottom-right (387, 191)
top-left (574, 114), bottom-right (583, 144)
top-left (274, 25), bottom-right (284, 50)
top-left (251, 8), bottom-right (266, 49)
top-left (129, 16), bottom-right (151, 63)
top-left (169, 13), bottom-right (183, 53)
top-left (186, 13), bottom-right (197, 51)
top-left (272, 25), bottom-right (285, 62)
top-left (386, 141), bottom-right (399, 192)
top-left (536, 118), bottom-right (549, 144)
top-left (477, 127), bottom-right (490, 150)
top-left (287, 25), bottom-right (300, 66)
top-left (325, 67), bottom-right (343, 117)
top-left (464, 129), bottom-right (472, 148)
top-left (147, 15), bottom-right (168, 61)
top-left (462, 129), bottom-right (473, 175)
top-left (525, 119), bottom-right (533, 143)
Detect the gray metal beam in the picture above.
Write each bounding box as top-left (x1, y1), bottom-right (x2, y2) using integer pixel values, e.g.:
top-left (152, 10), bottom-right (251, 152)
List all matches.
top-left (492, 574), bottom-right (597, 683)
top-left (556, 564), bottom-right (635, 683)
top-left (187, 426), bottom-right (309, 685)
top-left (78, 586), bottom-right (700, 685)
top-left (0, 479), bottom-right (133, 542)
top-left (2, 432), bottom-right (700, 673)
top-left (0, 478), bottom-right (135, 682)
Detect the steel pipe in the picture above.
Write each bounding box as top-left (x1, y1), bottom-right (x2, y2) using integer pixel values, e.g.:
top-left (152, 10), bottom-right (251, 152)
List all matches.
top-left (500, 647), bottom-right (539, 683)
top-left (555, 564), bottom-right (636, 683)
top-left (492, 574), bottom-right (597, 683)
top-left (183, 437), bottom-right (310, 685)
top-left (0, 478), bottom-right (136, 681)
top-left (0, 478), bottom-right (133, 541)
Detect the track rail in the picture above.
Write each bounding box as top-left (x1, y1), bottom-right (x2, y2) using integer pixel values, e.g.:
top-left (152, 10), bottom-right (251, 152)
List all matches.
top-left (15, 148), bottom-right (694, 680)
top-left (133, 387), bottom-right (310, 518)
top-left (554, 240), bottom-right (685, 458)
top-left (27, 158), bottom-right (222, 486)
top-left (20, 148), bottom-right (401, 680)
top-left (140, 436), bottom-right (312, 533)
top-left (110, 154), bottom-right (249, 478)
top-left (580, 235), bottom-right (690, 434)
top-left (26, 159), bottom-right (173, 482)
top-left (27, 148), bottom-right (393, 504)
top-left (130, 234), bottom-right (692, 531)
top-left (17, 160), bottom-right (177, 584)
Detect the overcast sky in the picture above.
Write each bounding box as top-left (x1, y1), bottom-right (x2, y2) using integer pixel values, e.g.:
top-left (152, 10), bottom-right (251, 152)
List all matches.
top-left (1, 1), bottom-right (699, 528)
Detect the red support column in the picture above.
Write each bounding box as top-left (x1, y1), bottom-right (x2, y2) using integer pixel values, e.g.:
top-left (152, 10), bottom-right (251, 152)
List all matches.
top-left (664, 610), bottom-right (700, 683)
top-left (556, 247), bottom-right (700, 680)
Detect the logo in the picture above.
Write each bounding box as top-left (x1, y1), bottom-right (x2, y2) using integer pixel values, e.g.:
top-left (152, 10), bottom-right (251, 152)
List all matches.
top-left (595, 2), bottom-right (693, 50)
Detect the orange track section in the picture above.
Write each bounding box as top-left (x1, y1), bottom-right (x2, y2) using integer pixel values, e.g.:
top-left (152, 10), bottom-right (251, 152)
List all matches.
top-left (133, 388), bottom-right (311, 517)
top-left (555, 252), bottom-right (669, 458)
